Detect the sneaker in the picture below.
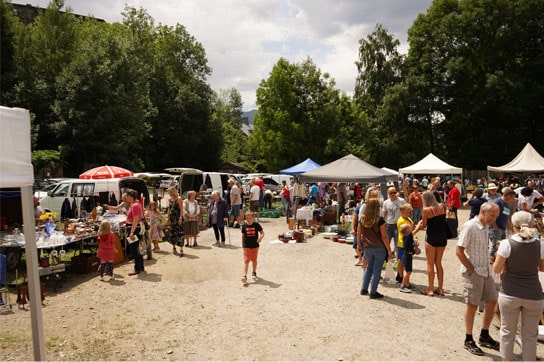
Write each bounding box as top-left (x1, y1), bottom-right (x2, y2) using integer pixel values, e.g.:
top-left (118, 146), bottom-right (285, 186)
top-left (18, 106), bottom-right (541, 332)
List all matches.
top-left (360, 289), bottom-right (369, 295)
top-left (99, 275), bottom-right (104, 281)
top-left (479, 335), bottom-right (500, 351)
top-left (464, 340), bottom-right (484, 356)
top-left (241, 276), bottom-right (247, 284)
top-left (399, 285), bottom-right (411, 293)
top-left (110, 275), bottom-right (115, 281)
top-left (369, 292), bottom-right (384, 299)
top-left (221, 242), bottom-right (226, 247)
top-left (407, 284), bottom-right (416, 290)
top-left (218, 242), bottom-right (224, 248)
top-left (213, 242), bottom-right (221, 247)
top-left (252, 272), bottom-right (258, 280)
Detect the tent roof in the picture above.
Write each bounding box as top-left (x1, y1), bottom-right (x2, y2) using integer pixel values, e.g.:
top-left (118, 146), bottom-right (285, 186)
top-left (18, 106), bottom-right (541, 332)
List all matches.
top-left (0, 107), bottom-right (34, 187)
top-left (399, 153), bottom-right (462, 175)
top-left (487, 143), bottom-right (544, 173)
top-left (298, 154), bottom-right (396, 183)
top-left (279, 158), bottom-right (320, 175)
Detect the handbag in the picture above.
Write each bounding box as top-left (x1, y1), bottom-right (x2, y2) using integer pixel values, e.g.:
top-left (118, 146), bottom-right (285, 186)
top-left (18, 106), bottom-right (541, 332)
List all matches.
top-left (138, 237), bottom-right (147, 256)
top-left (445, 211), bottom-right (458, 239)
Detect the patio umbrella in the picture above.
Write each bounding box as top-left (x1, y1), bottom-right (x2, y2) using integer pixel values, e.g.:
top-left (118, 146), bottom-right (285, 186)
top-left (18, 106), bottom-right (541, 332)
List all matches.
top-left (79, 165), bottom-right (133, 179)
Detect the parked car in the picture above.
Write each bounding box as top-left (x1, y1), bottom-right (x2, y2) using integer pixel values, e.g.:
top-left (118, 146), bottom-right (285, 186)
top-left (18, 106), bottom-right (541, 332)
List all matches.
top-left (243, 176), bottom-right (282, 195)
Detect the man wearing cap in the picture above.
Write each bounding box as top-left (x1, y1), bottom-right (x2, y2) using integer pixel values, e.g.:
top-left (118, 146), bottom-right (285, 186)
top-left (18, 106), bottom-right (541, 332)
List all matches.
top-left (489, 187), bottom-right (517, 260)
top-left (483, 182), bottom-right (501, 202)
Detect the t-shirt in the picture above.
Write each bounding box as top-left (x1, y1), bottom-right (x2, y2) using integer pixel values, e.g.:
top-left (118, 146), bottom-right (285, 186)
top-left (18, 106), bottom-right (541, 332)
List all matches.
top-left (282, 186), bottom-right (290, 200)
top-left (493, 197), bottom-right (511, 230)
top-left (254, 178), bottom-right (264, 191)
top-left (383, 198), bottom-right (404, 225)
top-left (250, 185), bottom-right (260, 201)
top-left (409, 192), bottom-right (423, 209)
top-left (230, 185), bottom-right (242, 206)
top-left (310, 185), bottom-right (318, 198)
top-left (396, 216), bottom-right (413, 248)
top-left (468, 197), bottom-right (486, 219)
top-left (242, 222), bottom-right (263, 248)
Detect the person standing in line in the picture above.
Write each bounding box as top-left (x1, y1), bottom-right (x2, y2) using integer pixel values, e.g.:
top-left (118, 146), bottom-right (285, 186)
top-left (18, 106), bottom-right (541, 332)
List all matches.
top-left (183, 190), bottom-right (200, 248)
top-left (408, 184), bottom-right (423, 224)
top-left (357, 199), bottom-right (392, 299)
top-left (96, 220), bottom-right (115, 281)
top-left (240, 211), bottom-right (264, 284)
top-left (146, 201), bottom-right (163, 252)
top-left (493, 211), bottom-right (544, 362)
top-left (166, 187), bottom-right (184, 257)
top-left (209, 190), bottom-right (229, 247)
top-left (249, 180), bottom-right (261, 221)
top-left (382, 187), bottom-right (404, 259)
top-left (455, 202), bottom-right (500, 356)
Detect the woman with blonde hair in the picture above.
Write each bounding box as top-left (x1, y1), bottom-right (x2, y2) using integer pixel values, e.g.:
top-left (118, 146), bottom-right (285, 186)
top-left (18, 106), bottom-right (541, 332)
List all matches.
top-left (183, 190), bottom-right (200, 248)
top-left (413, 190), bottom-right (448, 296)
top-left (493, 211), bottom-right (544, 362)
top-left (357, 198), bottom-right (392, 299)
top-left (167, 187), bottom-right (184, 256)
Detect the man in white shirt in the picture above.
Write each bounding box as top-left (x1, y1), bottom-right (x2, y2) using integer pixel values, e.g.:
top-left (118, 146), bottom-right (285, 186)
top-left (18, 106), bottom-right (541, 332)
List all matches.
top-left (382, 187), bottom-right (404, 257)
top-left (229, 179), bottom-right (242, 228)
top-left (249, 180), bottom-right (261, 221)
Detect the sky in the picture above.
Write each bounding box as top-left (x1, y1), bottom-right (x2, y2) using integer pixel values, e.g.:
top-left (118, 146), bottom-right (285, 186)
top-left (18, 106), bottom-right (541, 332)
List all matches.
top-left (13, 0), bottom-right (433, 111)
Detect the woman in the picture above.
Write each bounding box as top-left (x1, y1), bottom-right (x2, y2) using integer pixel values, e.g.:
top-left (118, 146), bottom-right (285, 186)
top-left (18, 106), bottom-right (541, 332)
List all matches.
top-left (357, 198), bottom-right (392, 299)
top-left (281, 180), bottom-right (291, 223)
top-left (409, 184), bottom-right (423, 224)
top-left (183, 190), bottom-right (200, 248)
top-left (413, 190), bottom-right (448, 296)
top-left (166, 187), bottom-right (184, 256)
top-left (208, 190), bottom-right (229, 247)
top-left (121, 189), bottom-right (144, 276)
top-left (493, 211), bottom-right (544, 362)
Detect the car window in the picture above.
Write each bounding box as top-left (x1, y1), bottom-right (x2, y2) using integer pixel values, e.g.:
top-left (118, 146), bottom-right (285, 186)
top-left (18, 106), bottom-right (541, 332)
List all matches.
top-left (71, 183), bottom-right (95, 197)
top-left (52, 183), bottom-right (70, 197)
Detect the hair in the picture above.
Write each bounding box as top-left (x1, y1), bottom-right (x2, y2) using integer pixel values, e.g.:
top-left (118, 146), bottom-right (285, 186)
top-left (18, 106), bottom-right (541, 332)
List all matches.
top-left (501, 187), bottom-right (516, 197)
top-left (360, 199), bottom-right (382, 228)
top-left (520, 187), bottom-right (533, 197)
top-left (99, 220), bottom-right (112, 235)
top-left (400, 223), bottom-right (412, 234)
top-left (186, 190), bottom-right (196, 199)
top-left (245, 211), bottom-right (255, 218)
top-left (480, 201), bottom-right (498, 214)
top-left (422, 190), bottom-right (440, 209)
top-left (125, 188), bottom-right (138, 199)
top-left (399, 203), bottom-right (412, 212)
top-left (167, 186), bottom-right (179, 198)
top-left (473, 188), bottom-right (484, 197)
top-left (211, 190), bottom-right (220, 197)
top-left (511, 211), bottom-right (538, 239)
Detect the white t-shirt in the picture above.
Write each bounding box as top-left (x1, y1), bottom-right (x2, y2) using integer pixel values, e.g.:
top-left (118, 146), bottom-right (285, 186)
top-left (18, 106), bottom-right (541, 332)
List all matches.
top-left (497, 235), bottom-right (544, 259)
top-left (230, 185), bottom-right (241, 206)
top-left (250, 185), bottom-right (260, 201)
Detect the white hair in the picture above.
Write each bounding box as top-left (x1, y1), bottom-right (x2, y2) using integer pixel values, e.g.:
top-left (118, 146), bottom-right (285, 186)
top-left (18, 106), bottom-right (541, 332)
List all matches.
top-left (511, 211), bottom-right (538, 239)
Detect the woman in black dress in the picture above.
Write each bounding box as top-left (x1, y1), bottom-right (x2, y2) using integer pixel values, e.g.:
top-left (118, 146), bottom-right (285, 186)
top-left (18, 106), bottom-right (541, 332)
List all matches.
top-left (167, 187), bottom-right (184, 257)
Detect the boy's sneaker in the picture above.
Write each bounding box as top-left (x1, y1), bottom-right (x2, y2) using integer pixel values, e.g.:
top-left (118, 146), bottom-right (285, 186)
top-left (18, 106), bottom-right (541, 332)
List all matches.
top-left (399, 285), bottom-right (411, 293)
top-left (241, 276), bottom-right (247, 284)
top-left (479, 335), bottom-right (500, 350)
top-left (464, 340), bottom-right (484, 356)
top-left (252, 272), bottom-right (258, 280)
top-left (407, 284), bottom-right (416, 290)
top-left (99, 275), bottom-right (104, 281)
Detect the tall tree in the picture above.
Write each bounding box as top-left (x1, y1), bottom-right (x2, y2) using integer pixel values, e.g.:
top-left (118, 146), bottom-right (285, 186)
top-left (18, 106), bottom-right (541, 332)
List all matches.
top-left (407, 0), bottom-right (544, 168)
top-left (252, 57), bottom-right (342, 172)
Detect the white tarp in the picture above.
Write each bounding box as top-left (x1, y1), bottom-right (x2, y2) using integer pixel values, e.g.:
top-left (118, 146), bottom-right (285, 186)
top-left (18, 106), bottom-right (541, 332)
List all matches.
top-left (399, 153), bottom-right (462, 175)
top-left (0, 106), bottom-right (45, 360)
top-left (487, 143), bottom-right (544, 173)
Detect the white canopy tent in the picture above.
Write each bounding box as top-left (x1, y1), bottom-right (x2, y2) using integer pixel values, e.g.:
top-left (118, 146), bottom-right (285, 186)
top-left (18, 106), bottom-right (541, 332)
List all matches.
top-left (487, 143), bottom-right (544, 173)
top-left (0, 106), bottom-right (45, 359)
top-left (399, 153), bottom-right (462, 175)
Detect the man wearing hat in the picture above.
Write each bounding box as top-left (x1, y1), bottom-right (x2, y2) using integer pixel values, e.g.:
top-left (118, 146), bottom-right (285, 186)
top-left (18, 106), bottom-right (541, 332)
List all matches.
top-left (489, 187), bottom-right (517, 260)
top-left (483, 182), bottom-right (500, 202)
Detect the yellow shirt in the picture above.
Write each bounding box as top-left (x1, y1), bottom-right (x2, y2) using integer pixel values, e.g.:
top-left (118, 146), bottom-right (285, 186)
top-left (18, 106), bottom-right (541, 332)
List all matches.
top-left (397, 216), bottom-right (413, 248)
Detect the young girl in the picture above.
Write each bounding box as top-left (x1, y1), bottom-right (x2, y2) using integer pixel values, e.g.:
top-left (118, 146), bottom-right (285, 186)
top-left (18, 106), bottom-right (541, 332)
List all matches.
top-left (97, 220), bottom-right (115, 281)
top-left (146, 201), bottom-right (163, 251)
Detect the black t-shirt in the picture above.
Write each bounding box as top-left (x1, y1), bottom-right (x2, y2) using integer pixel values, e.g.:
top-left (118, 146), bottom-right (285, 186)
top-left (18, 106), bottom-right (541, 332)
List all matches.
top-left (242, 222), bottom-right (263, 248)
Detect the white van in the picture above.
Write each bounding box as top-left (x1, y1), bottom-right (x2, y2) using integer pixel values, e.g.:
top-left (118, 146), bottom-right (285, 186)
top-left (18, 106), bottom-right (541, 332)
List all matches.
top-left (164, 168), bottom-right (231, 199)
top-left (40, 177), bottom-right (149, 219)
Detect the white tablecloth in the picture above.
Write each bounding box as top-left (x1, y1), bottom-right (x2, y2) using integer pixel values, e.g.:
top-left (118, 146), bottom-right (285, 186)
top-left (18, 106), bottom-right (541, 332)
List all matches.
top-left (296, 209), bottom-right (314, 226)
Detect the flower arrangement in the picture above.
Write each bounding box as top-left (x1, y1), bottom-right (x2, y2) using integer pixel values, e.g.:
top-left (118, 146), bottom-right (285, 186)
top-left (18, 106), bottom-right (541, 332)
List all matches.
top-left (39, 211), bottom-right (57, 221)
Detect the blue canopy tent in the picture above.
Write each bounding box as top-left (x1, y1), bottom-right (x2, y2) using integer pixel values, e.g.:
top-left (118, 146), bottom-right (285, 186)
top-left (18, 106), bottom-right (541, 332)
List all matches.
top-left (279, 158), bottom-right (320, 175)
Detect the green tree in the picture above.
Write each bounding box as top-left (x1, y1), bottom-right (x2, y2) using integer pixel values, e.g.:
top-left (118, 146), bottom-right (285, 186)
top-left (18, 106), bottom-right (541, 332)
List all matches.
top-left (0, 0), bottom-right (20, 99)
top-left (252, 57), bottom-right (342, 172)
top-left (407, 0), bottom-right (544, 168)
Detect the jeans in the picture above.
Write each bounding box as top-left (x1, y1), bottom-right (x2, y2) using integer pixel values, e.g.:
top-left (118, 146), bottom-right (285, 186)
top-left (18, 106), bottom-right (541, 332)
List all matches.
top-left (361, 247), bottom-right (387, 294)
top-left (489, 228), bottom-right (506, 256)
top-left (411, 208), bottom-right (422, 224)
top-left (127, 226), bottom-right (144, 272)
top-left (212, 224), bottom-right (225, 242)
top-left (386, 224), bottom-right (398, 251)
top-left (282, 198), bottom-right (291, 223)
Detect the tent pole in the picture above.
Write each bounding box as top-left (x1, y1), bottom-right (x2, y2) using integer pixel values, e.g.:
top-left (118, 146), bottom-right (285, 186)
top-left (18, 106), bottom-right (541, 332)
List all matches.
top-left (21, 185), bottom-right (46, 360)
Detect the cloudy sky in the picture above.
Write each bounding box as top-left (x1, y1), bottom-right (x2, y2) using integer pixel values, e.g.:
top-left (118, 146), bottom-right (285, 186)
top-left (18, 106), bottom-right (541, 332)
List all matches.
top-left (14, 0), bottom-right (433, 110)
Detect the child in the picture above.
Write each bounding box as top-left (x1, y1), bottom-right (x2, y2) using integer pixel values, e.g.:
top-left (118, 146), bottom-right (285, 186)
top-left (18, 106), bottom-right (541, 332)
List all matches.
top-left (241, 211), bottom-right (265, 284)
top-left (97, 220), bottom-right (115, 281)
top-left (399, 223), bottom-right (418, 293)
top-left (146, 201), bottom-right (163, 251)
top-left (396, 203), bottom-right (414, 284)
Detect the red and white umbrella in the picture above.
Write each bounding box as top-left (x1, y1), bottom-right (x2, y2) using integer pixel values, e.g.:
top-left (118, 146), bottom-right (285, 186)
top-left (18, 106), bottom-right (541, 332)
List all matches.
top-left (79, 165), bottom-right (134, 179)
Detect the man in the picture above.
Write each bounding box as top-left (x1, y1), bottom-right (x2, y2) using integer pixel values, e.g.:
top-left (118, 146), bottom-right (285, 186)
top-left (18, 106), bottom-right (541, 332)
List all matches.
top-left (446, 180), bottom-right (461, 216)
top-left (456, 202), bottom-right (500, 356)
top-left (307, 183), bottom-right (319, 205)
top-left (483, 182), bottom-right (500, 202)
top-left (229, 179), bottom-right (242, 228)
top-left (254, 177), bottom-right (265, 210)
top-left (518, 186), bottom-right (544, 216)
top-left (489, 187), bottom-right (517, 260)
top-left (382, 187), bottom-right (404, 258)
top-left (249, 180), bottom-right (261, 221)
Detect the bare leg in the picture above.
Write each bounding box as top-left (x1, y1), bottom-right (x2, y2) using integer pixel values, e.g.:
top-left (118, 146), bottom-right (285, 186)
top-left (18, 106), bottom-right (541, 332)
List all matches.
top-left (482, 301), bottom-right (497, 330)
top-left (465, 303), bottom-right (478, 334)
top-left (425, 243), bottom-right (436, 295)
top-left (435, 246), bottom-right (446, 294)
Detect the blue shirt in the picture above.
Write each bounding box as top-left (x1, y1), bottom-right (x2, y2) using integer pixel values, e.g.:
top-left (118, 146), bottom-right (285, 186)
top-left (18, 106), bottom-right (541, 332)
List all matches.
top-left (493, 197), bottom-right (510, 230)
top-left (310, 185), bottom-right (318, 198)
top-left (468, 197), bottom-right (486, 219)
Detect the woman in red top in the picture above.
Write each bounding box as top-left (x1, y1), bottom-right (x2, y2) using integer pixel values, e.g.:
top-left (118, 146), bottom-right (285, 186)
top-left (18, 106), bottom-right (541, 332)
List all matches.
top-left (121, 189), bottom-right (144, 276)
top-left (409, 184), bottom-right (423, 223)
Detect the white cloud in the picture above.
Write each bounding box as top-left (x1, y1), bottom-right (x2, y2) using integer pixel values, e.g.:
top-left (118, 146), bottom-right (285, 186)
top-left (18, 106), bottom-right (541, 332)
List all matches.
top-left (12, 0), bottom-right (432, 110)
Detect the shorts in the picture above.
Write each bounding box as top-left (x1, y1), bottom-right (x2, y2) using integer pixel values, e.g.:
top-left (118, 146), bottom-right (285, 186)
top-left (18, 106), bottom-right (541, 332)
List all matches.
top-left (402, 253), bottom-right (413, 272)
top-left (243, 247), bottom-right (259, 263)
top-left (397, 247), bottom-right (405, 261)
top-left (462, 271), bottom-right (498, 305)
top-left (231, 204), bottom-right (240, 218)
top-left (249, 200), bottom-right (260, 212)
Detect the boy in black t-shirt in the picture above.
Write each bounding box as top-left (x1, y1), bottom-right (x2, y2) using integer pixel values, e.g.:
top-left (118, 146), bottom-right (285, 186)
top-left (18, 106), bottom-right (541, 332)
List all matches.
top-left (241, 211), bottom-right (265, 284)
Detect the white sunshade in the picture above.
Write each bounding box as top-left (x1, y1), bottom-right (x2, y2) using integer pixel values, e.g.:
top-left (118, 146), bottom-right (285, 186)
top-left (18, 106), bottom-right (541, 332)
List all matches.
top-left (399, 153), bottom-right (462, 175)
top-left (487, 143), bottom-right (544, 173)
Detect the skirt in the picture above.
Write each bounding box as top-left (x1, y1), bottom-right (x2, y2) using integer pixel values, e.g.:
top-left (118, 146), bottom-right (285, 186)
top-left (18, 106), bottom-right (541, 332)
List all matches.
top-left (184, 220), bottom-right (199, 236)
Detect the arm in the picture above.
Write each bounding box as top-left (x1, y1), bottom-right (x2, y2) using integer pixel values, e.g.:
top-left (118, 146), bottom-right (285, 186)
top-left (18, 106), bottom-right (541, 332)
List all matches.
top-left (258, 229), bottom-right (265, 243)
top-left (492, 255), bottom-right (506, 274)
top-left (356, 221), bottom-right (363, 252)
top-left (456, 246), bottom-right (475, 274)
top-left (413, 208), bottom-right (428, 234)
top-left (177, 199), bottom-right (184, 224)
top-left (351, 210), bottom-right (358, 234)
top-left (379, 223), bottom-right (392, 259)
top-left (540, 258), bottom-right (544, 273)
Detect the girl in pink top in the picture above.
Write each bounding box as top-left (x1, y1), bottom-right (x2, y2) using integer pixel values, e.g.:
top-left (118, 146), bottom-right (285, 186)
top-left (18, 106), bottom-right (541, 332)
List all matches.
top-left (97, 220), bottom-right (115, 281)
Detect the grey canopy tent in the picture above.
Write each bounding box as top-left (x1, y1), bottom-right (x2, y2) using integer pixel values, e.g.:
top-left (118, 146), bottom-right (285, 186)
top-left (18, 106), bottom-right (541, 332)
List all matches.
top-left (487, 143), bottom-right (544, 173)
top-left (279, 158), bottom-right (320, 175)
top-left (0, 106), bottom-right (45, 359)
top-left (298, 154), bottom-right (396, 183)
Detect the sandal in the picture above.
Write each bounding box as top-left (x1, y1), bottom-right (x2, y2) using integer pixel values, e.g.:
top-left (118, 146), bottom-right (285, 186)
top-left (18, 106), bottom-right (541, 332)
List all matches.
top-left (420, 290), bottom-right (434, 297)
top-left (434, 288), bottom-right (445, 296)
